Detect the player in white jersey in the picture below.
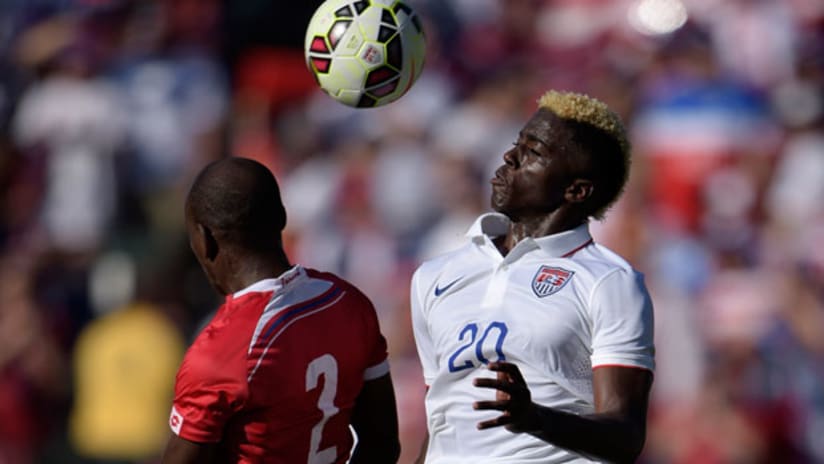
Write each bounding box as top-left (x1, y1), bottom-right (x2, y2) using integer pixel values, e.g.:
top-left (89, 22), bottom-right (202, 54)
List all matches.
top-left (411, 91), bottom-right (655, 463)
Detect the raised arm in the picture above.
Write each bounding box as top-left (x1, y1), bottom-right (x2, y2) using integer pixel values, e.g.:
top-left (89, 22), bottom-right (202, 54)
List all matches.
top-left (161, 435), bottom-right (216, 464)
top-left (473, 362), bottom-right (653, 464)
top-left (350, 372), bottom-right (401, 464)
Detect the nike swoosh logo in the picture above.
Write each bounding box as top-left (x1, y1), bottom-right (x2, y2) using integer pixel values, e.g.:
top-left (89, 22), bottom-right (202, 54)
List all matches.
top-left (434, 277), bottom-right (462, 297)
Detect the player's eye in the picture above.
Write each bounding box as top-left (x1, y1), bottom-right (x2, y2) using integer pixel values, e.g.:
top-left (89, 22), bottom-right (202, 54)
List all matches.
top-left (518, 142), bottom-right (539, 156)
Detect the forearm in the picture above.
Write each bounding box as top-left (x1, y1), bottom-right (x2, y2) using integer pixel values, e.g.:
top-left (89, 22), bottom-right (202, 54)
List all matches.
top-left (473, 363), bottom-right (652, 463)
top-left (413, 432), bottom-right (428, 464)
top-left (350, 373), bottom-right (400, 463)
top-left (161, 435), bottom-right (216, 464)
top-left (521, 404), bottom-right (645, 464)
top-left (349, 437), bottom-right (400, 464)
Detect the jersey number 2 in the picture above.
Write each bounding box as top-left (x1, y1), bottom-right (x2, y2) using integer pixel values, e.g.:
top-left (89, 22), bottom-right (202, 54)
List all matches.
top-left (306, 354), bottom-right (339, 464)
top-left (447, 321), bottom-right (508, 372)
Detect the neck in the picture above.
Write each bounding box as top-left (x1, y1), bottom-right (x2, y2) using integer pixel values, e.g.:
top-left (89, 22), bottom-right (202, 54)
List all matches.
top-left (221, 248), bottom-right (292, 295)
top-left (501, 209), bottom-right (587, 255)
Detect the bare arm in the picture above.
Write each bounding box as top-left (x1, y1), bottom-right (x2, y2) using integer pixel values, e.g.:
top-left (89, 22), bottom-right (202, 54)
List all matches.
top-left (474, 362), bottom-right (653, 464)
top-left (350, 372), bottom-right (401, 464)
top-left (414, 431), bottom-right (428, 464)
top-left (161, 434), bottom-right (216, 464)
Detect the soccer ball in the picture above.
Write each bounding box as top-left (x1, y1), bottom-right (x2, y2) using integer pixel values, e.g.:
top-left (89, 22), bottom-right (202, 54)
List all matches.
top-left (304, 0), bottom-right (426, 108)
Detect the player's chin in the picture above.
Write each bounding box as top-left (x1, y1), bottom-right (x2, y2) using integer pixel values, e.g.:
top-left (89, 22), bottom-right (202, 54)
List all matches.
top-left (490, 191), bottom-right (511, 215)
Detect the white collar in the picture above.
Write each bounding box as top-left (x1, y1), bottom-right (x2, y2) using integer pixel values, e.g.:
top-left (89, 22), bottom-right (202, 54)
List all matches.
top-left (466, 212), bottom-right (593, 258)
top-left (231, 265), bottom-right (306, 299)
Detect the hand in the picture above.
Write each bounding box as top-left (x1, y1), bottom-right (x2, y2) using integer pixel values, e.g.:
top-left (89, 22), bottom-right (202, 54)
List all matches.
top-left (472, 361), bottom-right (538, 433)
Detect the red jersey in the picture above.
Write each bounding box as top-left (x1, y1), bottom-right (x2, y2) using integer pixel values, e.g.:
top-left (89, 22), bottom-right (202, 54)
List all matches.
top-left (169, 266), bottom-right (389, 463)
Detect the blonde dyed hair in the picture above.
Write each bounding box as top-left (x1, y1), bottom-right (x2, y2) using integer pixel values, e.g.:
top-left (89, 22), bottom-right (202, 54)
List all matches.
top-left (537, 90), bottom-right (630, 156)
top-left (537, 90), bottom-right (631, 219)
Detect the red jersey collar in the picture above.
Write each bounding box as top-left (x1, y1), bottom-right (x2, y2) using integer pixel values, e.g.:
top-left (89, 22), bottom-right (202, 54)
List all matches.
top-left (230, 265), bottom-right (306, 299)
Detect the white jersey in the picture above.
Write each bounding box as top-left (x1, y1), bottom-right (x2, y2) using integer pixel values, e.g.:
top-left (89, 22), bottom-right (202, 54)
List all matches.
top-left (411, 213), bottom-right (655, 464)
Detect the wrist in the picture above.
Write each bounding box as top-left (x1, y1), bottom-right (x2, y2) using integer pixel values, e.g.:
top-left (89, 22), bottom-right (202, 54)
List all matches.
top-left (520, 402), bottom-right (544, 434)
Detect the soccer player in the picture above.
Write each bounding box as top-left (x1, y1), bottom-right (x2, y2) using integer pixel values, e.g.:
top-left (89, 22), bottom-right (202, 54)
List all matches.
top-left (162, 157), bottom-right (401, 464)
top-left (411, 91), bottom-right (655, 463)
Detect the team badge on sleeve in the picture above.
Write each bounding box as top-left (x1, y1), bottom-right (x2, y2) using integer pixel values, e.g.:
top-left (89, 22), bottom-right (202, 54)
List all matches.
top-left (169, 406), bottom-right (184, 435)
top-left (532, 266), bottom-right (574, 297)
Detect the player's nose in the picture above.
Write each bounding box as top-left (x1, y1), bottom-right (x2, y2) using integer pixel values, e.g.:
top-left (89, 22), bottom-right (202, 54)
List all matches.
top-left (503, 145), bottom-right (519, 167)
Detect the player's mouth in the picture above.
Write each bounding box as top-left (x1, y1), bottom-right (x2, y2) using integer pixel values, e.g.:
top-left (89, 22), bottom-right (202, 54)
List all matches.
top-left (491, 168), bottom-right (506, 187)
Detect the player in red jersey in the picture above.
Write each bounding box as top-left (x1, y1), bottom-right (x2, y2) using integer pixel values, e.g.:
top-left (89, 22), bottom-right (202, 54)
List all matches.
top-left (162, 157), bottom-right (401, 464)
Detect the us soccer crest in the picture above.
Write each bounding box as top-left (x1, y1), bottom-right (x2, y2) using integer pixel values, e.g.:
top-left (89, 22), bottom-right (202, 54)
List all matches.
top-left (531, 265), bottom-right (574, 297)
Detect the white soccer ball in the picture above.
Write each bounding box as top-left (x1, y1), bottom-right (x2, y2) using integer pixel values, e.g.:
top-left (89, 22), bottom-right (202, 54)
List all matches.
top-left (304, 0), bottom-right (426, 108)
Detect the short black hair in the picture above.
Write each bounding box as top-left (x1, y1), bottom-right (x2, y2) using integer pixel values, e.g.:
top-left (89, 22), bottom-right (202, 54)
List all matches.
top-left (187, 157), bottom-right (287, 248)
top-left (563, 118), bottom-right (629, 219)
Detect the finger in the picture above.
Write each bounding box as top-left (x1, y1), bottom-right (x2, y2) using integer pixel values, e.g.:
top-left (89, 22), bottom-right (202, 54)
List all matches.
top-left (473, 400), bottom-right (509, 411)
top-left (473, 377), bottom-right (516, 394)
top-left (477, 414), bottom-right (513, 430)
top-left (487, 362), bottom-right (527, 385)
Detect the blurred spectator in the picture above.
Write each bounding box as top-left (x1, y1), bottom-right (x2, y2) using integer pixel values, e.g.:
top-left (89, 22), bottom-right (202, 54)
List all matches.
top-left (631, 24), bottom-right (780, 236)
top-left (705, 0), bottom-right (800, 89)
top-left (110, 0), bottom-right (227, 235)
top-left (69, 251), bottom-right (184, 462)
top-left (0, 253), bottom-right (70, 463)
top-left (765, 129), bottom-right (824, 232)
top-left (12, 13), bottom-right (127, 255)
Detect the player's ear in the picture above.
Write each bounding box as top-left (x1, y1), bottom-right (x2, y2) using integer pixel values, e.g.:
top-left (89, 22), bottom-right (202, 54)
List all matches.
top-left (198, 223), bottom-right (219, 261)
top-left (564, 178), bottom-right (594, 204)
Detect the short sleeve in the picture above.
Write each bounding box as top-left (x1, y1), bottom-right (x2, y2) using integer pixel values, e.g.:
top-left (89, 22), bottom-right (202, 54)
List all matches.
top-left (364, 328), bottom-right (390, 380)
top-left (410, 267), bottom-right (438, 385)
top-left (353, 289), bottom-right (390, 381)
top-left (589, 268), bottom-right (655, 371)
top-left (169, 352), bottom-right (247, 443)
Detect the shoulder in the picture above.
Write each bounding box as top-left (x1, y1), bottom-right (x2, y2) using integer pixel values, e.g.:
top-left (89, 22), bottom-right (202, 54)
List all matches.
top-left (176, 343), bottom-right (248, 406)
top-left (177, 303), bottom-right (253, 386)
top-left (305, 267), bottom-right (358, 293)
top-left (572, 245), bottom-right (650, 307)
top-left (413, 243), bottom-right (474, 287)
top-left (413, 211), bottom-right (504, 284)
top-left (303, 267), bottom-right (375, 308)
top-left (410, 243), bottom-right (478, 317)
top-left (572, 243), bottom-right (642, 280)
top-left (564, 243), bottom-right (650, 303)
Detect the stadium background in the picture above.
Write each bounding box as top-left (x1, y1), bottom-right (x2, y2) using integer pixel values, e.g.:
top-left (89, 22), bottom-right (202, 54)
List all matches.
top-left (0, 0), bottom-right (823, 462)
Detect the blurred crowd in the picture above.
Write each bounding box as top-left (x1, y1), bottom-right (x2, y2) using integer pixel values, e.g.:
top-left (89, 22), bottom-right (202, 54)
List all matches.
top-left (0, 0), bottom-right (823, 463)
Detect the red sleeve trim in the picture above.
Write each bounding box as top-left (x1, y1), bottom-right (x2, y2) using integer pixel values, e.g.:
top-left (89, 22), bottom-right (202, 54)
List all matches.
top-left (562, 239), bottom-right (594, 257)
top-left (170, 403), bottom-right (225, 444)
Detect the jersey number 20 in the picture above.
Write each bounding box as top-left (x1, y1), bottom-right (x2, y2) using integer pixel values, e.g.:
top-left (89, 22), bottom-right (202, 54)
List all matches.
top-left (306, 354), bottom-right (339, 464)
top-left (447, 321), bottom-right (508, 372)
